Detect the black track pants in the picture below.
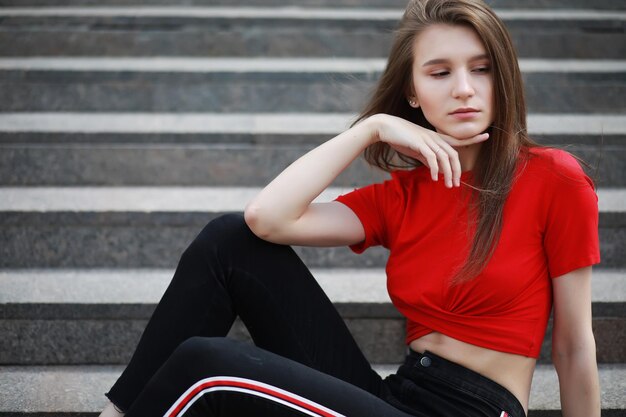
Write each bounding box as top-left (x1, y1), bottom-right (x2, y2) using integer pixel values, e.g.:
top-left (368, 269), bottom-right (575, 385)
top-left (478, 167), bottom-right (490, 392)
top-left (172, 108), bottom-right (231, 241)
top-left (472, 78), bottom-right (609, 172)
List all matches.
top-left (106, 214), bottom-right (526, 417)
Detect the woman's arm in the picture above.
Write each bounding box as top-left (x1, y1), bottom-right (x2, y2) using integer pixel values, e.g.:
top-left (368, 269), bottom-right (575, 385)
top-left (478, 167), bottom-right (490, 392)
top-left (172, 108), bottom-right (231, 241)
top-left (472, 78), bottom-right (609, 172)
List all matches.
top-left (244, 114), bottom-right (488, 246)
top-left (551, 266), bottom-right (601, 417)
top-left (244, 114), bottom-right (377, 246)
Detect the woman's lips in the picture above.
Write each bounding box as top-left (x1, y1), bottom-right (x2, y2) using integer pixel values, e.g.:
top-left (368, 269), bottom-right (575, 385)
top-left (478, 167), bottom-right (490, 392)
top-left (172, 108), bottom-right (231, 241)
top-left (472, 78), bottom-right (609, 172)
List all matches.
top-left (450, 108), bottom-right (480, 119)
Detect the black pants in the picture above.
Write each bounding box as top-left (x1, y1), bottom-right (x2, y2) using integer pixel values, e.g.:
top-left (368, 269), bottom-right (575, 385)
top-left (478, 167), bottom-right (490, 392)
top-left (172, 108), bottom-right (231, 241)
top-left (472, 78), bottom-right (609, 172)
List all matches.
top-left (106, 214), bottom-right (525, 417)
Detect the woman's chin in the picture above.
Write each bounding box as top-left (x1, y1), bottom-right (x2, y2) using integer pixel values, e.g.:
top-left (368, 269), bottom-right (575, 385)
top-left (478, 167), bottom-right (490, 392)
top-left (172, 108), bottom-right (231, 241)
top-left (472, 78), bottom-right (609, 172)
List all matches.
top-left (436, 126), bottom-right (488, 141)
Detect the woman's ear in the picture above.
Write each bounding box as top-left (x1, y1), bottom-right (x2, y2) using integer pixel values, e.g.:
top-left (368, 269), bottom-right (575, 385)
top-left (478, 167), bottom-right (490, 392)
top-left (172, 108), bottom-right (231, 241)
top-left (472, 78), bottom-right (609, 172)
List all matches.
top-left (407, 97), bottom-right (419, 108)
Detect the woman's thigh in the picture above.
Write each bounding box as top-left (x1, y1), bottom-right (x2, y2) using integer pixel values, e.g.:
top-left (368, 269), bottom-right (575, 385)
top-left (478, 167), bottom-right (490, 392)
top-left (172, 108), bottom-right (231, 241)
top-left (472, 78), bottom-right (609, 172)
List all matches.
top-left (107, 214), bottom-right (382, 409)
top-left (125, 337), bottom-right (413, 417)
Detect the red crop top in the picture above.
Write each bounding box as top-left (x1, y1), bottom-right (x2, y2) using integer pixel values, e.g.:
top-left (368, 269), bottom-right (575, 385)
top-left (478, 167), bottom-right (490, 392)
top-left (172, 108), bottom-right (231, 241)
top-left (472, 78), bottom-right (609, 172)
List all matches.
top-left (335, 147), bottom-right (601, 357)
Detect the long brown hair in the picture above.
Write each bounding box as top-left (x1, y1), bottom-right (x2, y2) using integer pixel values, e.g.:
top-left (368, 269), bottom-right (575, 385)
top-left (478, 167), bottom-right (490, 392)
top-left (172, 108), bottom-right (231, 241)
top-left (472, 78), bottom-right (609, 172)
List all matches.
top-left (353, 0), bottom-right (547, 283)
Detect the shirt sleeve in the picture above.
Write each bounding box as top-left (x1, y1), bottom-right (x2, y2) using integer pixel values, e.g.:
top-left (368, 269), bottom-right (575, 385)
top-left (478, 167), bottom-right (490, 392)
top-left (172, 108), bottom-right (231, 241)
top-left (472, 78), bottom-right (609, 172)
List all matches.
top-left (334, 172), bottom-right (406, 253)
top-left (543, 150), bottom-right (601, 278)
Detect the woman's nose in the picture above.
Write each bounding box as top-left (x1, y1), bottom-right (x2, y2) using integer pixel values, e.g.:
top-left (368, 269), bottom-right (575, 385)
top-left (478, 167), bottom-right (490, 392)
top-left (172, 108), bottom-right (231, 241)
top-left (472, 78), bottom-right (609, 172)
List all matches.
top-left (452, 72), bottom-right (475, 98)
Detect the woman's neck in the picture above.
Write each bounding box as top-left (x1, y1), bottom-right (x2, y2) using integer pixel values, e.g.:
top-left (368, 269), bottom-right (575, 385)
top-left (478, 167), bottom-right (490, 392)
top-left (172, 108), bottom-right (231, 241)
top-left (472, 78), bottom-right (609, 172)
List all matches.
top-left (457, 142), bottom-right (483, 172)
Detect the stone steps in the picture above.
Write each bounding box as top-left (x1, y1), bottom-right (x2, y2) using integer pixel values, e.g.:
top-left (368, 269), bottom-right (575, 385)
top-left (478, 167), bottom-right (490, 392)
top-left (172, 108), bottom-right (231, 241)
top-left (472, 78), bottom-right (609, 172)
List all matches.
top-left (0, 268), bottom-right (624, 366)
top-left (0, 113), bottom-right (623, 187)
top-left (1, 7), bottom-right (624, 58)
top-left (1, 0), bottom-right (624, 414)
top-left (0, 364), bottom-right (624, 417)
top-left (1, 58), bottom-right (624, 113)
top-left (0, 187), bottom-right (624, 269)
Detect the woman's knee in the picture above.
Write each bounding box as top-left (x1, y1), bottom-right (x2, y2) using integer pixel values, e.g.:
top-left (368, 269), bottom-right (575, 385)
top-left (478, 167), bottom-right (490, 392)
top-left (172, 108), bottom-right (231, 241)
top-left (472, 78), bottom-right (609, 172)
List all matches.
top-left (190, 213), bottom-right (290, 258)
top-left (173, 336), bottom-right (231, 358)
top-left (199, 213), bottom-right (250, 244)
top-left (169, 337), bottom-right (250, 374)
top-left (183, 213), bottom-right (253, 257)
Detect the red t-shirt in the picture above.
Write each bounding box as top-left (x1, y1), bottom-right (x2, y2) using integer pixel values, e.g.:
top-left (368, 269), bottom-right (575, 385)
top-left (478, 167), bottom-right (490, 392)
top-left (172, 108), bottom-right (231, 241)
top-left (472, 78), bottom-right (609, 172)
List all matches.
top-left (335, 147), bottom-right (601, 357)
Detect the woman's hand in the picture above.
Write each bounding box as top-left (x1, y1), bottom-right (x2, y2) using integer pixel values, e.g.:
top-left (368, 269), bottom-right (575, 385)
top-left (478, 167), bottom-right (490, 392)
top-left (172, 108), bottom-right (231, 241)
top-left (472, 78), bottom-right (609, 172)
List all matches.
top-left (370, 113), bottom-right (489, 187)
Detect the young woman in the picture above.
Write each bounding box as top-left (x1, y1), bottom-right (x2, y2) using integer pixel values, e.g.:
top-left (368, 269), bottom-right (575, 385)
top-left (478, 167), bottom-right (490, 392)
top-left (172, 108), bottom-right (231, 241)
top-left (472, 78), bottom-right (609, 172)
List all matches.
top-left (100, 0), bottom-right (601, 416)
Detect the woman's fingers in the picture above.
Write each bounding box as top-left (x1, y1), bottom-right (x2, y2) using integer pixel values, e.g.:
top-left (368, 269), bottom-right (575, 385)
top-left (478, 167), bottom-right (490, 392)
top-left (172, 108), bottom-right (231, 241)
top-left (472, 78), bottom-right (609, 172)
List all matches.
top-left (396, 135), bottom-right (456, 186)
top-left (425, 147), bottom-right (440, 182)
top-left (434, 139), bottom-right (462, 187)
top-left (431, 132), bottom-right (489, 186)
top-left (429, 144), bottom-right (454, 187)
top-left (419, 134), bottom-right (457, 187)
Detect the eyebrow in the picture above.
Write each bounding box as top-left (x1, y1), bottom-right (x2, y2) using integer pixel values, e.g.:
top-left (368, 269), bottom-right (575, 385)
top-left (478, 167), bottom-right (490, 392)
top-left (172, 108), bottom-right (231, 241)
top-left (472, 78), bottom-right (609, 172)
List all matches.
top-left (422, 54), bottom-right (490, 67)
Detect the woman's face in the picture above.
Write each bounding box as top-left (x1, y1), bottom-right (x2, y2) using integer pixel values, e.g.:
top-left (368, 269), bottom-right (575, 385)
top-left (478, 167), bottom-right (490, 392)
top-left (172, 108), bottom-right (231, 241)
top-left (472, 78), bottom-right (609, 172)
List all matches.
top-left (410, 24), bottom-right (494, 140)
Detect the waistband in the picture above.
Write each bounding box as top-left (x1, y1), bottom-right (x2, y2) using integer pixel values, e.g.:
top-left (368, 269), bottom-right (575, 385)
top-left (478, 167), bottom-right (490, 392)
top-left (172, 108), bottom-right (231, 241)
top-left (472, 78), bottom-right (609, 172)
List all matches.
top-left (402, 349), bottom-right (526, 417)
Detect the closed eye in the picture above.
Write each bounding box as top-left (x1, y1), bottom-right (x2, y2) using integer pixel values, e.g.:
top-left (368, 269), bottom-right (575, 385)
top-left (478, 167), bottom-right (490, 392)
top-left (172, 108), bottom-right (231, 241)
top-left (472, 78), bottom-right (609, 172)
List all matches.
top-left (472, 66), bottom-right (490, 73)
top-left (431, 71), bottom-right (450, 78)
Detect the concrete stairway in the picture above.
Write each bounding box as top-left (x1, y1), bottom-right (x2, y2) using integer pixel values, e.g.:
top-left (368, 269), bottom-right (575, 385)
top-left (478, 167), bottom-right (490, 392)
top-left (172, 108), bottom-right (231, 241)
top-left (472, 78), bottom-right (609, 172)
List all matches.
top-left (0, 1), bottom-right (624, 415)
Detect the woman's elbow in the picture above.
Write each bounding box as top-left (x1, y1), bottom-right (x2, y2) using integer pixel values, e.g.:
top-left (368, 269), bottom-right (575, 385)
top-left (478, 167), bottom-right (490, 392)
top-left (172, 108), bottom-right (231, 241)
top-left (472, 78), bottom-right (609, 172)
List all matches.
top-left (244, 203), bottom-right (281, 241)
top-left (244, 203), bottom-right (267, 237)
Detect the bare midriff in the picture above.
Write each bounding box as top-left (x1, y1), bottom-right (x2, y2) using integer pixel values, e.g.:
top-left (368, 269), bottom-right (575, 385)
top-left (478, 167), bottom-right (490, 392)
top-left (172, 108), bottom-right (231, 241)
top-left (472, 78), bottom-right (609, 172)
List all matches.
top-left (409, 332), bottom-right (535, 415)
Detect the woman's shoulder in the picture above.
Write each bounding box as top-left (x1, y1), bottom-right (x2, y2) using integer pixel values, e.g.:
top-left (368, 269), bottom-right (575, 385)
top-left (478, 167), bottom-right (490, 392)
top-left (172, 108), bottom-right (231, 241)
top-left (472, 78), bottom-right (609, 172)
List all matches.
top-left (523, 146), bottom-right (594, 188)
top-left (526, 146), bottom-right (581, 170)
top-left (380, 168), bottom-right (421, 199)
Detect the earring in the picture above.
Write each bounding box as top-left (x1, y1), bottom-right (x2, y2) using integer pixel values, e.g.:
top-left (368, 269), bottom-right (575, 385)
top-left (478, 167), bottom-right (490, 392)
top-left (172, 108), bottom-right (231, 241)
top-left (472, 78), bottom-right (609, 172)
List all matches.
top-left (408, 99), bottom-right (417, 107)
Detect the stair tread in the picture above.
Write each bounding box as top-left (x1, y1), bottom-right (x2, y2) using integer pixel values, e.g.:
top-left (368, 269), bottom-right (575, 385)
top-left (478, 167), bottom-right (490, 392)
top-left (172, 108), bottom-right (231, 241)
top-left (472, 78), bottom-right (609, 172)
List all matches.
top-left (0, 186), bottom-right (623, 213)
top-left (0, 364), bottom-right (624, 412)
top-left (0, 6), bottom-right (409, 19)
top-left (1, 113), bottom-right (625, 135)
top-left (0, 6), bottom-right (624, 20)
top-left (2, 57), bottom-right (625, 73)
top-left (0, 268), bottom-right (624, 305)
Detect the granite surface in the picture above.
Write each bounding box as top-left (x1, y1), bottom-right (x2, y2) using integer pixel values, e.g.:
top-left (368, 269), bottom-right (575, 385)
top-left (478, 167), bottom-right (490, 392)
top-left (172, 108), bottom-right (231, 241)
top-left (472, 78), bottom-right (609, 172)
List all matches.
top-left (0, 14), bottom-right (624, 59)
top-left (1, 70), bottom-right (623, 113)
top-left (1, 211), bottom-right (624, 268)
top-left (0, 144), bottom-right (388, 187)
top-left (1, 112), bottom-right (623, 136)
top-left (1, 267), bottom-right (622, 304)
top-left (1, 316), bottom-right (623, 365)
top-left (1, 364), bottom-right (624, 413)
top-left (0, 0), bottom-right (623, 8)
top-left (0, 143), bottom-right (623, 186)
top-left (0, 318), bottom-right (407, 364)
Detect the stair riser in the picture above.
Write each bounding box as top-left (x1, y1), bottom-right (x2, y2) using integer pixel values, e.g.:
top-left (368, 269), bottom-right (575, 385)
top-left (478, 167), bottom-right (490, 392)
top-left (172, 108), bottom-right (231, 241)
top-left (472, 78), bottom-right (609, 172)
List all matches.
top-left (0, 133), bottom-right (622, 146)
top-left (0, 212), bottom-right (624, 268)
top-left (1, 71), bottom-right (624, 113)
top-left (0, 0), bottom-right (624, 9)
top-left (0, 319), bottom-right (407, 365)
top-left (0, 145), bottom-right (384, 187)
top-left (0, 212), bottom-right (386, 268)
top-left (0, 71), bottom-right (626, 113)
top-left (0, 144), bottom-right (621, 187)
top-left (1, 18), bottom-right (624, 59)
top-left (1, 316), bottom-right (623, 365)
